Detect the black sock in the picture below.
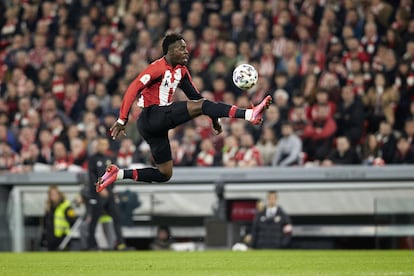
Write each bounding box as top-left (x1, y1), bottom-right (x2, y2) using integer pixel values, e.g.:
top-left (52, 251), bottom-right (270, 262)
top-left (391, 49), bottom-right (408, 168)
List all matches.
top-left (124, 168), bottom-right (169, 183)
top-left (124, 169), bottom-right (135, 180)
top-left (201, 100), bottom-right (245, 119)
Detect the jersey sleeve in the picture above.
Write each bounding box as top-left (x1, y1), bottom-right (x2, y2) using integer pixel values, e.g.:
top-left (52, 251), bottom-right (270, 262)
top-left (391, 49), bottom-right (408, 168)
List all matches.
top-left (119, 66), bottom-right (156, 121)
top-left (178, 67), bottom-right (203, 101)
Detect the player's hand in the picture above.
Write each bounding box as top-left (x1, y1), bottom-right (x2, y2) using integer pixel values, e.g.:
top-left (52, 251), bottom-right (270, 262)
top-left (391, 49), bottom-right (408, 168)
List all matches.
top-left (110, 120), bottom-right (127, 140)
top-left (212, 118), bottom-right (223, 135)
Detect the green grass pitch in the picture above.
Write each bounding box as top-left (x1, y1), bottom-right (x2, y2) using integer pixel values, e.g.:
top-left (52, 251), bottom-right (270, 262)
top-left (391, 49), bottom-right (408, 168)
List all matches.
top-left (1, 250), bottom-right (413, 275)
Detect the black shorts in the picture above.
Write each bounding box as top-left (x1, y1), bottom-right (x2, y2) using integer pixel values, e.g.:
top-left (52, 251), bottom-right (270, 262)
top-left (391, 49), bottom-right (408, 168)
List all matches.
top-left (137, 101), bottom-right (192, 164)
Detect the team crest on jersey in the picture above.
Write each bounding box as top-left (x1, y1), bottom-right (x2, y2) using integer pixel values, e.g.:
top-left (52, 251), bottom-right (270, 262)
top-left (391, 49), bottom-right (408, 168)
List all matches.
top-left (140, 74), bottom-right (151, 85)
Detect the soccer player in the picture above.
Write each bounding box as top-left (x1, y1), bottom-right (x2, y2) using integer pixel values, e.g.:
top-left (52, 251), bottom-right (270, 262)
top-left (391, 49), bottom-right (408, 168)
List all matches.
top-left (96, 33), bottom-right (271, 192)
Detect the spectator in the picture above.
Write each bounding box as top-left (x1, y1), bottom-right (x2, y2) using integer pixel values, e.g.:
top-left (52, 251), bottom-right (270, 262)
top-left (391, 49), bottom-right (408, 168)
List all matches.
top-left (363, 72), bottom-right (399, 133)
top-left (258, 43), bottom-right (277, 79)
top-left (52, 140), bottom-right (73, 171)
top-left (394, 61), bottom-right (413, 131)
top-left (301, 73), bottom-right (318, 104)
top-left (375, 121), bottom-right (397, 164)
top-left (251, 191), bottom-right (292, 249)
top-left (370, 0), bottom-right (394, 34)
top-left (391, 135), bottom-right (414, 164)
top-left (361, 22), bottom-right (380, 58)
top-left (0, 141), bottom-right (20, 173)
top-left (70, 137), bottom-right (87, 170)
top-left (271, 24), bottom-right (287, 59)
top-left (361, 134), bottom-right (383, 166)
top-left (302, 105), bottom-right (337, 162)
top-left (151, 226), bottom-right (173, 251)
top-left (343, 37), bottom-right (370, 73)
top-left (404, 118), bottom-right (414, 145)
top-left (256, 126), bottom-right (278, 166)
top-left (177, 126), bottom-right (199, 166)
top-left (273, 88), bottom-right (290, 121)
top-left (288, 91), bottom-right (309, 137)
top-left (0, 124), bottom-right (17, 151)
top-left (222, 135), bottom-right (239, 167)
top-left (272, 121), bottom-right (302, 167)
top-left (20, 143), bottom-right (40, 171)
top-left (230, 11), bottom-right (253, 44)
top-left (310, 89), bottom-right (336, 121)
top-left (335, 85), bottom-right (365, 145)
top-left (322, 136), bottom-right (361, 166)
top-left (196, 139), bottom-right (217, 167)
top-left (117, 138), bottom-right (137, 169)
top-left (263, 104), bottom-right (282, 140)
top-left (235, 133), bottom-right (263, 167)
top-left (37, 128), bottom-right (54, 165)
top-left (40, 185), bottom-right (77, 251)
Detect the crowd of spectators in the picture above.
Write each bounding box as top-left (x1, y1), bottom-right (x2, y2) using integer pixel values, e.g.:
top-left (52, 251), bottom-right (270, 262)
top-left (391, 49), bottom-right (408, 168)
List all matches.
top-left (1, 0), bottom-right (414, 174)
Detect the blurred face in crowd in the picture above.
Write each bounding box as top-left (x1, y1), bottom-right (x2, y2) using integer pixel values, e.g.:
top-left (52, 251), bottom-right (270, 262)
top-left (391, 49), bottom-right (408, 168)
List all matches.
top-left (267, 192), bottom-right (278, 208)
top-left (265, 105), bottom-right (280, 123)
top-left (53, 141), bottom-right (67, 159)
top-left (49, 186), bottom-right (62, 205)
top-left (397, 138), bottom-right (411, 154)
top-left (231, 12), bottom-right (244, 29)
top-left (341, 86), bottom-right (354, 104)
top-left (316, 105), bottom-right (329, 120)
top-left (97, 137), bottom-right (109, 154)
top-left (240, 133), bottom-right (254, 148)
top-left (0, 125), bottom-right (7, 140)
top-left (274, 90), bottom-right (289, 107)
top-left (230, 121), bottom-right (246, 138)
top-left (379, 121), bottom-right (392, 135)
top-left (405, 120), bottom-right (414, 137)
top-left (374, 73), bottom-right (386, 87)
top-left (336, 137), bottom-right (350, 154)
top-left (18, 97), bottom-right (31, 114)
top-left (281, 124), bottom-right (293, 137)
top-left (224, 135), bottom-right (238, 148)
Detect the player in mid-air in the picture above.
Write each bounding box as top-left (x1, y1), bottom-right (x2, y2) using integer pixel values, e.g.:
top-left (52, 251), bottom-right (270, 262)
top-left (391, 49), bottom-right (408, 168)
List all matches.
top-left (96, 33), bottom-right (271, 192)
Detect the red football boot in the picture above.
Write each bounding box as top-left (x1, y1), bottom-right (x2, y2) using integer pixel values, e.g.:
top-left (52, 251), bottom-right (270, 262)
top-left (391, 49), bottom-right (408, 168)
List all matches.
top-left (249, 95), bottom-right (272, 125)
top-left (96, 164), bottom-right (119, 192)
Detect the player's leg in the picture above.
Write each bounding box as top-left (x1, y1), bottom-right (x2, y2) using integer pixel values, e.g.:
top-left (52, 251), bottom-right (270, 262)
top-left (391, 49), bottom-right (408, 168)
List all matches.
top-left (187, 96), bottom-right (272, 125)
top-left (87, 198), bottom-right (104, 250)
top-left (96, 106), bottom-right (175, 190)
top-left (105, 196), bottom-right (126, 250)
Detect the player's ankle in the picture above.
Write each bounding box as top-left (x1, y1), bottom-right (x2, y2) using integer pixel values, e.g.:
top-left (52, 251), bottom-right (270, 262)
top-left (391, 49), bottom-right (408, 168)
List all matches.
top-left (245, 109), bottom-right (253, 120)
top-left (117, 169), bottom-right (124, 180)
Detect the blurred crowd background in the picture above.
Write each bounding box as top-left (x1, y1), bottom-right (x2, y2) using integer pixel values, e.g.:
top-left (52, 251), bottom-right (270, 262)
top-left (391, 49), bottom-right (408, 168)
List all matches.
top-left (1, 0), bottom-right (414, 174)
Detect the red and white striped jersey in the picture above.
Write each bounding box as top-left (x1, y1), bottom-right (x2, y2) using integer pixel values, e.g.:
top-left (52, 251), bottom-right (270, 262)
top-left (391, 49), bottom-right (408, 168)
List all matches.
top-left (119, 57), bottom-right (200, 122)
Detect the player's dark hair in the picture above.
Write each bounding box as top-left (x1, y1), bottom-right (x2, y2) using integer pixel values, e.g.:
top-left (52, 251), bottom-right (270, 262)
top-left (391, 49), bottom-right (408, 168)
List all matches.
top-left (162, 33), bottom-right (184, 55)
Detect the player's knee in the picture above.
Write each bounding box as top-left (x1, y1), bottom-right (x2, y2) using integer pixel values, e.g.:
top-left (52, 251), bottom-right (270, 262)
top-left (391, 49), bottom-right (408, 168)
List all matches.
top-left (157, 168), bottom-right (172, 182)
top-left (187, 99), bottom-right (204, 117)
top-left (160, 171), bottom-right (172, 182)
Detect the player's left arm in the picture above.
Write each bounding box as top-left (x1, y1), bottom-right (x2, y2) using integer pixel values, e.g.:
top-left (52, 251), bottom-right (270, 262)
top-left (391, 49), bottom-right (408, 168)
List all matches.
top-left (179, 69), bottom-right (222, 134)
top-left (178, 69), bottom-right (203, 101)
top-left (111, 67), bottom-right (153, 139)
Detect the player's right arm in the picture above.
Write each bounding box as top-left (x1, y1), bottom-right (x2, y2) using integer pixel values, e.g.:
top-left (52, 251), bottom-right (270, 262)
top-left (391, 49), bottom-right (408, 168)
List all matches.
top-left (111, 65), bottom-right (156, 140)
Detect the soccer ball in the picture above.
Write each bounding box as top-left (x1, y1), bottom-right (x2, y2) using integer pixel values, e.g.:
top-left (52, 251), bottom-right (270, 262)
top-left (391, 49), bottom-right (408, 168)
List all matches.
top-left (232, 64), bottom-right (258, 90)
